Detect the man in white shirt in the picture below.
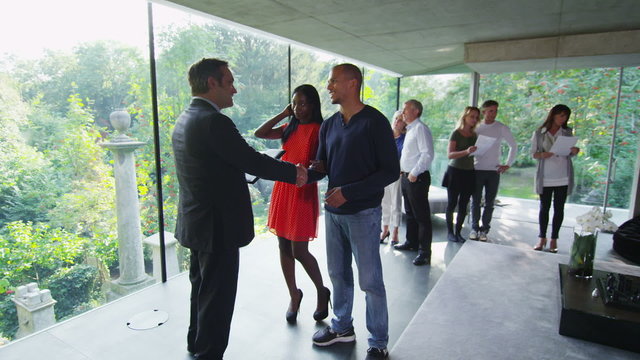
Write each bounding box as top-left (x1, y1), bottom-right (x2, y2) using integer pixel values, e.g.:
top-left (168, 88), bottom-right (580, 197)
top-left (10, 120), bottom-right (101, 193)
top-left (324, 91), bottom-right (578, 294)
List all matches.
top-left (394, 99), bottom-right (434, 265)
top-left (470, 100), bottom-right (517, 241)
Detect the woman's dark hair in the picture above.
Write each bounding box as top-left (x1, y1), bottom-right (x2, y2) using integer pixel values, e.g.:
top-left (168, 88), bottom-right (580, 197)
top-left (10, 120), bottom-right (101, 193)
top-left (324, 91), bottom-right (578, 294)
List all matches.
top-left (282, 84), bottom-right (323, 144)
top-left (540, 104), bottom-right (571, 131)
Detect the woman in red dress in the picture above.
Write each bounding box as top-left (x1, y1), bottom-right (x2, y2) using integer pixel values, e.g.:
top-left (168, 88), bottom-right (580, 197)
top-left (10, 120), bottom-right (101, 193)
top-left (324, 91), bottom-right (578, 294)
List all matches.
top-left (254, 84), bottom-right (330, 323)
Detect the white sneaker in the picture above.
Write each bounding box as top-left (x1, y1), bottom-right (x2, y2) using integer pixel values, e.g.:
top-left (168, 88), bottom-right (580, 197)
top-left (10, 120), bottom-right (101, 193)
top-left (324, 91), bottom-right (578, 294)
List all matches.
top-left (479, 231), bottom-right (488, 242)
top-left (469, 230), bottom-right (478, 240)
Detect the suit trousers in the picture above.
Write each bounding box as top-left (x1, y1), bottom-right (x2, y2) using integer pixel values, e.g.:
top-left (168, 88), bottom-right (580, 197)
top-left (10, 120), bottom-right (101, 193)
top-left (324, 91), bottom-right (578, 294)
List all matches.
top-left (401, 171), bottom-right (433, 256)
top-left (188, 248), bottom-right (239, 360)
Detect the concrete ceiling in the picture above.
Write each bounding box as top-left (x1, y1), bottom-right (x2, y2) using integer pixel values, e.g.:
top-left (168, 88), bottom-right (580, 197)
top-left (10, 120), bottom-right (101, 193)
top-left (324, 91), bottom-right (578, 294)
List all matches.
top-left (163, 0), bottom-right (640, 76)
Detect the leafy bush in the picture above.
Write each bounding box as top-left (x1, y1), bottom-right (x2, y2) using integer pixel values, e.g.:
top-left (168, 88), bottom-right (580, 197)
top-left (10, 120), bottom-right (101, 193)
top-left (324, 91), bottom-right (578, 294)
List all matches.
top-left (45, 264), bottom-right (101, 320)
top-left (0, 221), bottom-right (86, 285)
top-left (0, 291), bottom-right (17, 340)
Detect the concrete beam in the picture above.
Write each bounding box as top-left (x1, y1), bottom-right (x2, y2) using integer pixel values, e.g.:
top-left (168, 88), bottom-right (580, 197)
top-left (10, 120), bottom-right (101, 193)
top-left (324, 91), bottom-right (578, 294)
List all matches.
top-left (465, 30), bottom-right (640, 73)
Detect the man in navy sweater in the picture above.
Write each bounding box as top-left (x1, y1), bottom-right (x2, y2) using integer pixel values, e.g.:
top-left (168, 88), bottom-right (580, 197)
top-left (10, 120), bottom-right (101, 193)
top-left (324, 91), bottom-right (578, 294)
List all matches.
top-left (310, 63), bottom-right (399, 360)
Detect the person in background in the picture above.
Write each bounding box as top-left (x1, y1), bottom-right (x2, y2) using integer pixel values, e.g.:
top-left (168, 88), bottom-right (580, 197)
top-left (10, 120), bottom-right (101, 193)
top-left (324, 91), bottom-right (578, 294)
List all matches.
top-left (394, 99), bottom-right (434, 266)
top-left (380, 110), bottom-right (406, 245)
top-left (254, 84), bottom-right (330, 324)
top-left (444, 106), bottom-right (479, 243)
top-left (531, 104), bottom-right (580, 253)
top-left (470, 100), bottom-right (517, 242)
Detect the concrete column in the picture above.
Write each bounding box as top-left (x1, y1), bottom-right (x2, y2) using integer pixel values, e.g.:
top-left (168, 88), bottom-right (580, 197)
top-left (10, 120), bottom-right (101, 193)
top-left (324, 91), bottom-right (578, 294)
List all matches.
top-left (100, 110), bottom-right (155, 297)
top-left (12, 283), bottom-right (56, 338)
top-left (469, 71), bottom-right (479, 107)
top-left (143, 231), bottom-right (180, 281)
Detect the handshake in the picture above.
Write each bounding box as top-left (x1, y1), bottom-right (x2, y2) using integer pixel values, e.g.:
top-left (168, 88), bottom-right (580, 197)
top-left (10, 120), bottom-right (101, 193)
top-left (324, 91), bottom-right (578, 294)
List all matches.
top-left (293, 161), bottom-right (345, 208)
top-left (294, 160), bottom-right (326, 188)
top-left (295, 164), bottom-right (307, 187)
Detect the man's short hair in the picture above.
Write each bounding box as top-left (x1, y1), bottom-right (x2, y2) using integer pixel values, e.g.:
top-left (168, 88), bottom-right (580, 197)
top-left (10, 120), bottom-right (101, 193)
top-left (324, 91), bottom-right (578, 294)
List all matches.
top-left (405, 99), bottom-right (423, 117)
top-left (481, 100), bottom-right (499, 109)
top-left (188, 58), bottom-right (229, 95)
top-left (334, 63), bottom-right (363, 90)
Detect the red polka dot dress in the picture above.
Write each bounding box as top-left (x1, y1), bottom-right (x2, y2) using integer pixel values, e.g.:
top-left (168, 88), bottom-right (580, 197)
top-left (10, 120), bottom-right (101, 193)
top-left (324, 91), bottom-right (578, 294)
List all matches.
top-left (267, 122), bottom-right (320, 241)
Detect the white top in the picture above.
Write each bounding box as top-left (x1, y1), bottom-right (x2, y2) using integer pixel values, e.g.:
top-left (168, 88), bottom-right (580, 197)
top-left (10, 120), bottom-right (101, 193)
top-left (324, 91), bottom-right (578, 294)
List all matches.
top-left (400, 118), bottom-right (434, 177)
top-left (473, 121), bottom-right (517, 171)
top-left (542, 131), bottom-right (569, 186)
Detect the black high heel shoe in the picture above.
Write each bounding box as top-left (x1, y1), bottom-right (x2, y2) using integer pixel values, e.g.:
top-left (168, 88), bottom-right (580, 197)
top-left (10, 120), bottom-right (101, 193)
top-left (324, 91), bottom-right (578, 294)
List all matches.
top-left (313, 287), bottom-right (332, 321)
top-left (380, 231), bottom-right (390, 244)
top-left (286, 289), bottom-right (303, 324)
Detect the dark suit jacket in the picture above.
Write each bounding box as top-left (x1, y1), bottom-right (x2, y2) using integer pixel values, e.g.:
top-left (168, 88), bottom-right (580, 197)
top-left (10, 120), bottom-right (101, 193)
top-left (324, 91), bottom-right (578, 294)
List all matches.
top-left (172, 98), bottom-right (296, 252)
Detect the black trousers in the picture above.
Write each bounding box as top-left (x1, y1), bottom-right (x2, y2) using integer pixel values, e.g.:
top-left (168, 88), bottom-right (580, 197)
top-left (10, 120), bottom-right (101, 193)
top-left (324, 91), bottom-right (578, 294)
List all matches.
top-left (401, 171), bottom-right (433, 256)
top-left (188, 248), bottom-right (239, 360)
top-left (538, 185), bottom-right (568, 239)
top-left (445, 166), bottom-right (475, 234)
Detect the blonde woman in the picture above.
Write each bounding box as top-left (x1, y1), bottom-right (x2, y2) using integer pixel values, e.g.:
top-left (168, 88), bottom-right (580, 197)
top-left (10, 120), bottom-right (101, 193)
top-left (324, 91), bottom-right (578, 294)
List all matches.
top-left (443, 106), bottom-right (479, 242)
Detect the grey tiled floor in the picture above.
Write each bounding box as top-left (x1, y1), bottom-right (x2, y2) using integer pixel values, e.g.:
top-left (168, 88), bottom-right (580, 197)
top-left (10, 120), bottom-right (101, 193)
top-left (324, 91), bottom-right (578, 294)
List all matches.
top-left (0, 197), bottom-right (635, 359)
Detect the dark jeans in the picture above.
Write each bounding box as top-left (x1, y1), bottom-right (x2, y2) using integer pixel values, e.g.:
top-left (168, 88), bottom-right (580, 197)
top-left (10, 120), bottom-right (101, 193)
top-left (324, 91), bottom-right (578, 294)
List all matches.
top-left (471, 170), bottom-right (500, 232)
top-left (445, 166), bottom-right (475, 234)
top-left (538, 185), bottom-right (568, 239)
top-left (401, 171), bottom-right (432, 256)
top-left (189, 248), bottom-right (239, 360)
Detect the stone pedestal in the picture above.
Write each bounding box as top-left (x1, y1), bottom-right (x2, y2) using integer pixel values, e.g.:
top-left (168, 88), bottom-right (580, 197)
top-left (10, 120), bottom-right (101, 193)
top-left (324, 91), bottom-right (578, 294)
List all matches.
top-left (12, 283), bottom-right (56, 338)
top-left (144, 231), bottom-right (180, 281)
top-left (100, 110), bottom-right (154, 298)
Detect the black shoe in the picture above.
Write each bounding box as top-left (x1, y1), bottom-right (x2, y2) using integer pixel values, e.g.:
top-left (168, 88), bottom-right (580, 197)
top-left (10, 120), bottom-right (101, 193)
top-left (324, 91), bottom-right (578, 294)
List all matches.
top-left (366, 347), bottom-right (389, 359)
top-left (286, 289), bottom-right (303, 323)
top-left (312, 326), bottom-right (356, 346)
top-left (447, 232), bottom-right (458, 242)
top-left (313, 287), bottom-right (331, 321)
top-left (394, 242), bottom-right (417, 251)
top-left (412, 253), bottom-right (430, 266)
top-left (456, 234), bottom-right (466, 243)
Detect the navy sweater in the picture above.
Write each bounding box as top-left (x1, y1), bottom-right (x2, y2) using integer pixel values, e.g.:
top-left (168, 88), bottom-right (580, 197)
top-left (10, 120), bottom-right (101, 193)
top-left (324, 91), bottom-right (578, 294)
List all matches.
top-left (315, 105), bottom-right (400, 214)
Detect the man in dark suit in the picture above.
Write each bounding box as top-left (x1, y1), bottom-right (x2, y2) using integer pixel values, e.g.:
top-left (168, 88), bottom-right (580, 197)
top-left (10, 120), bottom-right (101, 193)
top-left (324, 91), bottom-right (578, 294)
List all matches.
top-left (172, 58), bottom-right (307, 360)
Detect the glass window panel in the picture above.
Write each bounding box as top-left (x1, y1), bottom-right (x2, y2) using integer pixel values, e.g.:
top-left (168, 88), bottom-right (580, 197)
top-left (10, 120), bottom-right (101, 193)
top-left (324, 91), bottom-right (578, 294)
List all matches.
top-left (290, 45), bottom-right (341, 120)
top-left (150, 3), bottom-right (289, 242)
top-left (399, 74), bottom-right (471, 187)
top-left (0, 0), bottom-right (153, 342)
top-left (609, 66), bottom-right (640, 210)
top-left (478, 68), bottom-right (621, 206)
top-left (363, 67), bottom-right (398, 120)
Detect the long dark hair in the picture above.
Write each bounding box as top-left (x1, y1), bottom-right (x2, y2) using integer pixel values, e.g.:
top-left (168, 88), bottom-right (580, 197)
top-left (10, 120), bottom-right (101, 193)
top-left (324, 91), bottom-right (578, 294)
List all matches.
top-left (540, 104), bottom-right (571, 131)
top-left (282, 84), bottom-right (323, 144)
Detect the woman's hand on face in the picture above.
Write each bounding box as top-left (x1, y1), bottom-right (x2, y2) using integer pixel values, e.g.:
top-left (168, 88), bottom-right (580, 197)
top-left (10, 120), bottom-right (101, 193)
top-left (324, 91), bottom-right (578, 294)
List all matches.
top-left (282, 104), bottom-right (293, 117)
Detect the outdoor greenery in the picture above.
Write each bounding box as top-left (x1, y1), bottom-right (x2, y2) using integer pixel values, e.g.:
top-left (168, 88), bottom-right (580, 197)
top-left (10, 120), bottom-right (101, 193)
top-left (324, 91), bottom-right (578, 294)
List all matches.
top-left (0, 16), bottom-right (638, 341)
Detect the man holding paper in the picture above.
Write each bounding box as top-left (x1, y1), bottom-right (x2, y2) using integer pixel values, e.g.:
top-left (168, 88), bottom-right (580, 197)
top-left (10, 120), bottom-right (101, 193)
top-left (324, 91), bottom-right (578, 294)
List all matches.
top-left (470, 100), bottom-right (517, 241)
